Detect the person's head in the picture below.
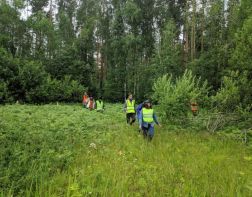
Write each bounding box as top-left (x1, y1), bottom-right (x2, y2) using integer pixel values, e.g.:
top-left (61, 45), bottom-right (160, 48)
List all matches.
top-left (144, 100), bottom-right (151, 108)
top-left (128, 93), bottom-right (133, 100)
top-left (84, 92), bottom-right (87, 96)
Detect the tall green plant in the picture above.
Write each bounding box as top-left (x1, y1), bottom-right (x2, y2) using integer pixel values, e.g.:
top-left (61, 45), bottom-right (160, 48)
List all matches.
top-left (153, 70), bottom-right (208, 123)
top-left (211, 71), bottom-right (251, 112)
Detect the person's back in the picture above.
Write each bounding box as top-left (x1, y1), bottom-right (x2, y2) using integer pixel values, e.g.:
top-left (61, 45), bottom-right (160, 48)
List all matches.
top-left (88, 97), bottom-right (95, 110)
top-left (124, 93), bottom-right (136, 125)
top-left (139, 100), bottom-right (161, 140)
top-left (96, 98), bottom-right (104, 112)
top-left (82, 92), bottom-right (89, 108)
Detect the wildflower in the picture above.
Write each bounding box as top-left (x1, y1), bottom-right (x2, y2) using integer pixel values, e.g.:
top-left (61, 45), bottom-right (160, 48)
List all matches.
top-left (89, 143), bottom-right (97, 149)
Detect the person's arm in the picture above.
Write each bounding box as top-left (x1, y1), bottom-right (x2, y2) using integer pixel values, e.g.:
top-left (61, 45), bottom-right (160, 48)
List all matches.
top-left (139, 111), bottom-right (143, 127)
top-left (153, 113), bottom-right (160, 125)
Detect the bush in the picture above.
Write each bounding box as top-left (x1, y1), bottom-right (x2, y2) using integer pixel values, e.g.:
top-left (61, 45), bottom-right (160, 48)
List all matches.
top-left (17, 60), bottom-right (47, 102)
top-left (0, 81), bottom-right (9, 103)
top-left (0, 47), bottom-right (86, 103)
top-left (37, 76), bottom-right (85, 103)
top-left (152, 70), bottom-right (209, 123)
top-left (211, 71), bottom-right (251, 113)
top-left (211, 72), bottom-right (240, 112)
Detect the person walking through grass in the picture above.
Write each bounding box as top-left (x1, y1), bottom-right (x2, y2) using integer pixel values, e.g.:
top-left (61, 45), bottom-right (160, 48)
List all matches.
top-left (96, 97), bottom-right (104, 113)
top-left (87, 96), bottom-right (95, 111)
top-left (124, 93), bottom-right (136, 125)
top-left (139, 100), bottom-right (161, 141)
top-left (82, 92), bottom-right (89, 108)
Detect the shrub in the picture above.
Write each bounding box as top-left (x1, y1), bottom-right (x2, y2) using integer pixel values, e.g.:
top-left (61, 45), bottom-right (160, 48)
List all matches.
top-left (211, 71), bottom-right (252, 113)
top-left (37, 76), bottom-right (85, 103)
top-left (211, 72), bottom-right (240, 112)
top-left (0, 47), bottom-right (86, 103)
top-left (0, 81), bottom-right (9, 103)
top-left (152, 70), bottom-right (209, 123)
top-left (17, 60), bottom-right (47, 102)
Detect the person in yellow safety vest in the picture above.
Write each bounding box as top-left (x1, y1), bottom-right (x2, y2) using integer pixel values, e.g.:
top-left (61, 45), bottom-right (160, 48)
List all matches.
top-left (124, 93), bottom-right (136, 125)
top-left (96, 97), bottom-right (104, 112)
top-left (139, 100), bottom-right (161, 141)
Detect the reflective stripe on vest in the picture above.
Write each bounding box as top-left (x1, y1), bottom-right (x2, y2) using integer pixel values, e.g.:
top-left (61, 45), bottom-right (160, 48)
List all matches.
top-left (96, 100), bottom-right (103, 110)
top-left (142, 108), bottom-right (154, 123)
top-left (126, 99), bottom-right (135, 113)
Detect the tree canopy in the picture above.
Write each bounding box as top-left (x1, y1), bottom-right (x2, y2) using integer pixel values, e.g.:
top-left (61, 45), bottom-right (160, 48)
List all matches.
top-left (0, 0), bottom-right (251, 104)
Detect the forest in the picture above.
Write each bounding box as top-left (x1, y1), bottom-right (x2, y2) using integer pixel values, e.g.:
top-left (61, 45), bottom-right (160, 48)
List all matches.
top-left (0, 0), bottom-right (252, 196)
top-left (0, 0), bottom-right (251, 103)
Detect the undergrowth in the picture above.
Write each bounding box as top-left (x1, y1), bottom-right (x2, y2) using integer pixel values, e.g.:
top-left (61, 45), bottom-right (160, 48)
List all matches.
top-left (0, 104), bottom-right (252, 196)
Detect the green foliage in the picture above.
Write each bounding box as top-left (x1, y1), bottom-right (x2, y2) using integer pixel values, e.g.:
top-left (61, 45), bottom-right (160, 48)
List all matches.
top-left (37, 76), bottom-right (85, 103)
top-left (17, 60), bottom-right (47, 102)
top-left (211, 72), bottom-right (240, 112)
top-left (0, 104), bottom-right (252, 196)
top-left (153, 70), bottom-right (208, 123)
top-left (151, 19), bottom-right (182, 78)
top-left (0, 105), bottom-right (90, 195)
top-left (211, 71), bottom-right (252, 112)
top-left (0, 81), bottom-right (8, 103)
top-left (45, 46), bottom-right (94, 87)
top-left (123, 0), bottom-right (141, 26)
top-left (0, 0), bottom-right (252, 110)
top-left (230, 15), bottom-right (252, 73)
top-left (0, 47), bottom-right (86, 103)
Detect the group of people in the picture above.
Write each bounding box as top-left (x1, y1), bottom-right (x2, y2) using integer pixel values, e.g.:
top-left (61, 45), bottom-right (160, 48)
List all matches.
top-left (82, 91), bottom-right (198, 141)
top-left (82, 92), bottom-right (104, 112)
top-left (82, 91), bottom-right (161, 141)
top-left (124, 93), bottom-right (161, 141)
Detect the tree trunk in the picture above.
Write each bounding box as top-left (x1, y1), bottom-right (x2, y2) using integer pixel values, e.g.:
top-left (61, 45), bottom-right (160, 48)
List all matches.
top-left (191, 0), bottom-right (196, 60)
top-left (201, 0), bottom-right (206, 54)
top-left (183, 0), bottom-right (189, 66)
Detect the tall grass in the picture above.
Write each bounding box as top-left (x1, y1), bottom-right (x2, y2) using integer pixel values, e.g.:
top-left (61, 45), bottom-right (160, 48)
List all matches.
top-left (0, 104), bottom-right (252, 196)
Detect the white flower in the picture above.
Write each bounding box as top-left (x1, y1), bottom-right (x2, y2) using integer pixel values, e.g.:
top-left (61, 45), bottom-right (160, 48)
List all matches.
top-left (89, 143), bottom-right (97, 149)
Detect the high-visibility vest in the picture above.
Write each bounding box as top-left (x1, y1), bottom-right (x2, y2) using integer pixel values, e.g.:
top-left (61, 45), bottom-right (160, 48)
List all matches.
top-left (142, 108), bottom-right (154, 123)
top-left (126, 99), bottom-right (135, 113)
top-left (96, 100), bottom-right (103, 110)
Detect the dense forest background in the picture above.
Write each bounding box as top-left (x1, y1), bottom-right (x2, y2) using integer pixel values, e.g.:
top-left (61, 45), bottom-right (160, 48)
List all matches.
top-left (0, 0), bottom-right (251, 104)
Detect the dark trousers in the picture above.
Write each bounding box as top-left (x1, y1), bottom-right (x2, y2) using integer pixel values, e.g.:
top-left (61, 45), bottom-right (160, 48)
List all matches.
top-left (126, 113), bottom-right (136, 125)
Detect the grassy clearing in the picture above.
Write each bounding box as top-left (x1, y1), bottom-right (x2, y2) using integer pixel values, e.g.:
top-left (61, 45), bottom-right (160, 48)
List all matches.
top-left (0, 104), bottom-right (252, 196)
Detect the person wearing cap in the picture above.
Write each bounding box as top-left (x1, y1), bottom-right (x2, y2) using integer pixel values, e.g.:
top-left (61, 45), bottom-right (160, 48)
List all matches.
top-left (124, 93), bottom-right (136, 125)
top-left (139, 100), bottom-right (161, 140)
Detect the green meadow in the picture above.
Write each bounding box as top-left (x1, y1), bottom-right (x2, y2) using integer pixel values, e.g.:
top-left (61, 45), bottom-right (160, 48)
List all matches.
top-left (1, 104), bottom-right (252, 196)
